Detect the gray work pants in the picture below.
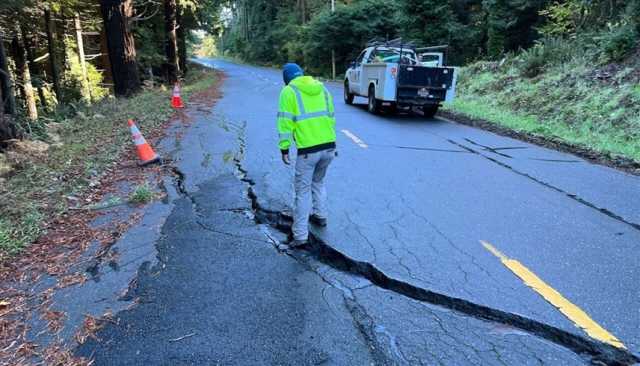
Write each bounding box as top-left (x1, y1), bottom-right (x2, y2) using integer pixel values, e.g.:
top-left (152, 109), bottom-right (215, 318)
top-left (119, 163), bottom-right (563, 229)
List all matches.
top-left (292, 149), bottom-right (335, 241)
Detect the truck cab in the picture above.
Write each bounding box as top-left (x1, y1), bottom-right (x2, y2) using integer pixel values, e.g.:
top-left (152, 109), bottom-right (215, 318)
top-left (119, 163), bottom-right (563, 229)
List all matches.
top-left (344, 42), bottom-right (457, 117)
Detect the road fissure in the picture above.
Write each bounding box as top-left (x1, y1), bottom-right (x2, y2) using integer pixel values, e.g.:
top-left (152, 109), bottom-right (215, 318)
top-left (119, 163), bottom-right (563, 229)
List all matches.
top-left (448, 139), bottom-right (640, 233)
top-left (221, 121), bottom-right (638, 366)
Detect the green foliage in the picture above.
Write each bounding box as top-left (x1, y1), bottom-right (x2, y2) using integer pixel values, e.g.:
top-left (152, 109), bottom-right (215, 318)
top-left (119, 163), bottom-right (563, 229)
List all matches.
top-left (539, 0), bottom-right (585, 37)
top-left (600, 24), bottom-right (638, 62)
top-left (219, 0), bottom-right (552, 67)
top-left (0, 68), bottom-right (218, 257)
top-left (0, 210), bottom-right (43, 257)
top-left (397, 0), bottom-right (484, 64)
top-left (446, 41), bottom-right (640, 162)
top-left (304, 0), bottom-right (400, 75)
top-left (129, 183), bottom-right (154, 204)
top-left (194, 34), bottom-right (218, 57)
top-left (484, 0), bottom-right (550, 59)
top-left (515, 37), bottom-right (577, 77)
top-left (64, 51), bottom-right (109, 103)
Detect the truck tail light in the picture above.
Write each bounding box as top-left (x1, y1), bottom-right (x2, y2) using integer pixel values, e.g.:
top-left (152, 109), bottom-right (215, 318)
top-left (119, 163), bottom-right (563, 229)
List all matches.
top-left (391, 67), bottom-right (397, 79)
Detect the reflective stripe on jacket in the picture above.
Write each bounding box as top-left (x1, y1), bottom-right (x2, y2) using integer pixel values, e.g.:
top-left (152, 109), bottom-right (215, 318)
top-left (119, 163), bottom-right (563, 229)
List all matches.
top-left (277, 76), bottom-right (336, 154)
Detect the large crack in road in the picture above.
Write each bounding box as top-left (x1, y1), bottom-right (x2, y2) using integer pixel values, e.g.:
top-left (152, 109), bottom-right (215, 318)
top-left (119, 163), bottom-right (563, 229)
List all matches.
top-left (213, 121), bottom-right (638, 366)
top-left (447, 139), bottom-right (640, 233)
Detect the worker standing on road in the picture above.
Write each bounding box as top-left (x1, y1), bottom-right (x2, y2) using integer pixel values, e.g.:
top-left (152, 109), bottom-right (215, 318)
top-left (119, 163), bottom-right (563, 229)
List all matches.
top-left (277, 63), bottom-right (337, 247)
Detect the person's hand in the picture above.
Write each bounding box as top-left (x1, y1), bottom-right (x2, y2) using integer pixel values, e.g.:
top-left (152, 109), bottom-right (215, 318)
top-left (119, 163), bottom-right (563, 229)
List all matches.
top-left (282, 153), bottom-right (291, 165)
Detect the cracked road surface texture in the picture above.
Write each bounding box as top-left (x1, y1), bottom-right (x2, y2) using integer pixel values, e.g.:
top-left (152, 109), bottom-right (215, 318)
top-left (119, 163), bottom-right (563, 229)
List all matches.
top-left (77, 59), bottom-right (639, 365)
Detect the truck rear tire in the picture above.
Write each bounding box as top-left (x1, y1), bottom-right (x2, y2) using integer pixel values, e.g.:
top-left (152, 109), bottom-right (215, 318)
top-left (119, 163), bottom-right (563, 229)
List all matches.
top-left (367, 85), bottom-right (379, 114)
top-left (344, 82), bottom-right (354, 105)
top-left (422, 105), bottom-right (439, 118)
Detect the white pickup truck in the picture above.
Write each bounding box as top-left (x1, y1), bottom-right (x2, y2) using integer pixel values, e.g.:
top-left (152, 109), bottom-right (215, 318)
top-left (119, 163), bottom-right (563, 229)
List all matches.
top-left (344, 42), bottom-right (457, 117)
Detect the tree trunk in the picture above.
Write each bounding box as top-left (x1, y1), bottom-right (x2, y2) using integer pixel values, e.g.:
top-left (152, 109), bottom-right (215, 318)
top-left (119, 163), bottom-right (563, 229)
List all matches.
top-left (485, 0), bottom-right (508, 59)
top-left (44, 9), bottom-right (62, 103)
top-left (297, 0), bottom-right (307, 24)
top-left (99, 28), bottom-right (114, 89)
top-left (0, 33), bottom-right (19, 142)
top-left (12, 27), bottom-right (38, 120)
top-left (243, 0), bottom-right (249, 41)
top-left (164, 0), bottom-right (180, 83)
top-left (74, 13), bottom-right (92, 102)
top-left (59, 9), bottom-right (68, 69)
top-left (0, 34), bottom-right (17, 116)
top-left (0, 101), bottom-right (20, 143)
top-left (177, 8), bottom-right (187, 76)
top-left (100, 0), bottom-right (141, 97)
top-left (21, 25), bottom-right (47, 108)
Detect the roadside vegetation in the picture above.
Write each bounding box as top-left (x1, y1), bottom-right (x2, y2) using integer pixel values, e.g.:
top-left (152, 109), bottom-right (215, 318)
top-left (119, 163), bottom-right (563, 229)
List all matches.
top-left (0, 1), bottom-right (222, 258)
top-left (445, 3), bottom-right (640, 163)
top-left (0, 67), bottom-right (217, 258)
top-left (129, 183), bottom-right (155, 204)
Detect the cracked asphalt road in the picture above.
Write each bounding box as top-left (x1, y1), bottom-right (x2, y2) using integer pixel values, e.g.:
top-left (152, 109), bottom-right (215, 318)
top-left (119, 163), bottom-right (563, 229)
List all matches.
top-left (76, 59), bottom-right (639, 365)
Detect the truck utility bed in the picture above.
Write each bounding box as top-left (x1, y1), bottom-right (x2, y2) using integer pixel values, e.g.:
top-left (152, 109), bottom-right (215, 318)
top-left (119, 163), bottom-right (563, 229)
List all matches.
top-left (397, 65), bottom-right (456, 105)
top-left (397, 65), bottom-right (455, 89)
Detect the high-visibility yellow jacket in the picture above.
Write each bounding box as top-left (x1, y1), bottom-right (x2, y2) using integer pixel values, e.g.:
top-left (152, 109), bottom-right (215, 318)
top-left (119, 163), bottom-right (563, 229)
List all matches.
top-left (277, 76), bottom-right (336, 154)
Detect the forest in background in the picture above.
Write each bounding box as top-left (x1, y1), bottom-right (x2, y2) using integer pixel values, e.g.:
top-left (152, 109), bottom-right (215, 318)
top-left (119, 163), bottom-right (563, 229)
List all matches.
top-left (216, 0), bottom-right (639, 75)
top-left (0, 0), bottom-right (225, 143)
top-left (0, 0), bottom-right (224, 256)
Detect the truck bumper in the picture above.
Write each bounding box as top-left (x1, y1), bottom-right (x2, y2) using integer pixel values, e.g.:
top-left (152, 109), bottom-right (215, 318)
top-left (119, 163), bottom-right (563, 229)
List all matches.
top-left (397, 87), bottom-right (446, 106)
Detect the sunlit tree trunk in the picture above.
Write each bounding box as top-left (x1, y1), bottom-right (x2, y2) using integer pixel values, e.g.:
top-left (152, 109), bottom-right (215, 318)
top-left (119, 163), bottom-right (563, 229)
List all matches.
top-left (164, 0), bottom-right (180, 83)
top-left (177, 8), bottom-right (187, 77)
top-left (21, 25), bottom-right (47, 108)
top-left (12, 27), bottom-right (38, 120)
top-left (74, 13), bottom-right (92, 102)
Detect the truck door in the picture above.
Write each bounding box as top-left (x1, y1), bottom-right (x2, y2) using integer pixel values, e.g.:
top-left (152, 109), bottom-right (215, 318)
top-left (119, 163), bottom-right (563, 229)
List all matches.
top-left (352, 50), bottom-right (366, 95)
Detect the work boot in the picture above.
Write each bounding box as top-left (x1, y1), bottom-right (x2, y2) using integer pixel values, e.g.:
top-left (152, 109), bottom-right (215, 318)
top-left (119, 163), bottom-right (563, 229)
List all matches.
top-left (309, 214), bottom-right (327, 227)
top-left (289, 238), bottom-right (308, 248)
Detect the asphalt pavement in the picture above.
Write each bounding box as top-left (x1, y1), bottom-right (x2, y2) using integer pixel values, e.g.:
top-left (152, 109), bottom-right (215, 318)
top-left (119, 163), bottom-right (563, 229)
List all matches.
top-left (76, 59), bottom-right (639, 365)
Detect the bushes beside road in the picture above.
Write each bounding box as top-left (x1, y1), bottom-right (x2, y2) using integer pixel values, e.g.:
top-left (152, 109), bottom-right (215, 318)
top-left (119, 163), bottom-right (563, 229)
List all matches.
top-left (0, 67), bottom-right (218, 258)
top-left (444, 40), bottom-right (640, 164)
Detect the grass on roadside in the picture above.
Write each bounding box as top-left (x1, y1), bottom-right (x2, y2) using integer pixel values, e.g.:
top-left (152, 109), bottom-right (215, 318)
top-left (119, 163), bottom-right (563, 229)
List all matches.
top-left (0, 66), bottom-right (218, 258)
top-left (128, 184), bottom-right (154, 205)
top-left (443, 55), bottom-right (640, 163)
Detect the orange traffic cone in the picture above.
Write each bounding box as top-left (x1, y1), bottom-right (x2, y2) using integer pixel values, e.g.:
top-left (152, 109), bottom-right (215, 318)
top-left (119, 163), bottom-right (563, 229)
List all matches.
top-left (171, 83), bottom-right (184, 108)
top-left (128, 119), bottom-right (161, 166)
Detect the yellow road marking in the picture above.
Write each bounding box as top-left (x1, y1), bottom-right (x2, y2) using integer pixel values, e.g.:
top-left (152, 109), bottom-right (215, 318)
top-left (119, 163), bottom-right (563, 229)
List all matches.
top-left (341, 129), bottom-right (368, 148)
top-left (480, 240), bottom-right (626, 349)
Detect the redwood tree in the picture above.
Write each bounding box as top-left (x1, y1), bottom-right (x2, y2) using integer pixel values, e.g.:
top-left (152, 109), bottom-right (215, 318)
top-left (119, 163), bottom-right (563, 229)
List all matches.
top-left (164, 0), bottom-right (180, 83)
top-left (0, 33), bottom-right (16, 116)
top-left (11, 27), bottom-right (38, 120)
top-left (44, 8), bottom-right (62, 102)
top-left (99, 0), bottom-right (140, 97)
top-left (0, 30), bottom-right (19, 142)
top-left (21, 24), bottom-right (46, 107)
top-left (176, 7), bottom-right (187, 77)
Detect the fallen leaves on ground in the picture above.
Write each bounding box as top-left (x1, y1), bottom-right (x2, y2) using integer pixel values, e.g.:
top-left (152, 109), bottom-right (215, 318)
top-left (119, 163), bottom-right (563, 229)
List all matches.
top-left (57, 273), bottom-right (87, 289)
top-left (42, 310), bottom-right (66, 334)
top-left (0, 69), bottom-right (224, 365)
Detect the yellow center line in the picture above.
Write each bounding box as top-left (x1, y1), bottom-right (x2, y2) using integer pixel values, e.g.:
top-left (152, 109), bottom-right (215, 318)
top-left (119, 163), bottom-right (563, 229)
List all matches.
top-left (480, 240), bottom-right (626, 349)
